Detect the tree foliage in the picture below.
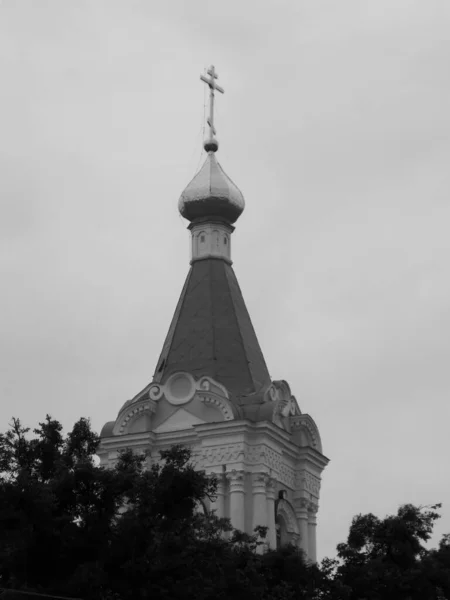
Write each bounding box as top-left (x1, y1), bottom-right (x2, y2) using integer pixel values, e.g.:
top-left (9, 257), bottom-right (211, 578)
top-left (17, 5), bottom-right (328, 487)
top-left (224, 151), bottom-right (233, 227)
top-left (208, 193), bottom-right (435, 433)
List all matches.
top-left (322, 503), bottom-right (450, 600)
top-left (0, 415), bottom-right (449, 600)
top-left (0, 416), bottom-right (315, 599)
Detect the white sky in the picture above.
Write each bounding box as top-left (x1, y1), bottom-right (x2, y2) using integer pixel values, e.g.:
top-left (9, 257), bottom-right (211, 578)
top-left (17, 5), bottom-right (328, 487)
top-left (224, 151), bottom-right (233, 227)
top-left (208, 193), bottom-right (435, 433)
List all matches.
top-left (1, 0), bottom-right (449, 561)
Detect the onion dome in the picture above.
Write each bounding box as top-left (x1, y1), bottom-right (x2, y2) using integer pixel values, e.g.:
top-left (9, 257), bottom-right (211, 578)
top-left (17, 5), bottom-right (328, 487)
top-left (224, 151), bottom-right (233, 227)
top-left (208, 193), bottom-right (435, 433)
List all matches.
top-left (178, 144), bottom-right (245, 224)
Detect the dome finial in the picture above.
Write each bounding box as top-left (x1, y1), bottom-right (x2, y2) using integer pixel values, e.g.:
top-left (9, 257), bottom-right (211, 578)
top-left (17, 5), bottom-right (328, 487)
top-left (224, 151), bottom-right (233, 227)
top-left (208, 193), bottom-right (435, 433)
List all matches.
top-left (200, 65), bottom-right (224, 153)
top-left (179, 65), bottom-right (244, 225)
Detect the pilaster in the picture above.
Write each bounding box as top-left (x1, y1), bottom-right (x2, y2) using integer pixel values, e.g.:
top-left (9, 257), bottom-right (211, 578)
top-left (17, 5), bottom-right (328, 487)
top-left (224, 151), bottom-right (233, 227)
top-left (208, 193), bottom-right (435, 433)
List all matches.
top-left (226, 469), bottom-right (245, 532)
top-left (251, 472), bottom-right (269, 552)
top-left (266, 477), bottom-right (277, 549)
top-left (295, 498), bottom-right (310, 557)
top-left (308, 504), bottom-right (318, 562)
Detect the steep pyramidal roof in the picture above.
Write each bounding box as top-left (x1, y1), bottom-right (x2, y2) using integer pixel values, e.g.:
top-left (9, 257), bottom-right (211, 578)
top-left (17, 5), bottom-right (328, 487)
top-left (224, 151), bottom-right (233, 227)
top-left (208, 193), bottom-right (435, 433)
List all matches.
top-left (153, 258), bottom-right (271, 400)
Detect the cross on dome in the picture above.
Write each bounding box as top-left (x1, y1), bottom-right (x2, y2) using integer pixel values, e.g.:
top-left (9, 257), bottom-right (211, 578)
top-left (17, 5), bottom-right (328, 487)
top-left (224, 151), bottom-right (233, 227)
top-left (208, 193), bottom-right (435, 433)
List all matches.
top-left (200, 65), bottom-right (224, 152)
top-left (179, 64), bottom-right (244, 224)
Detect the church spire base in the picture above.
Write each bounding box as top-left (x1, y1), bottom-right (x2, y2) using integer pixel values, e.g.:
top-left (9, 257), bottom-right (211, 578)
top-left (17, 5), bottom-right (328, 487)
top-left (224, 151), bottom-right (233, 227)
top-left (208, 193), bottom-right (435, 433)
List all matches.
top-left (189, 219), bottom-right (234, 264)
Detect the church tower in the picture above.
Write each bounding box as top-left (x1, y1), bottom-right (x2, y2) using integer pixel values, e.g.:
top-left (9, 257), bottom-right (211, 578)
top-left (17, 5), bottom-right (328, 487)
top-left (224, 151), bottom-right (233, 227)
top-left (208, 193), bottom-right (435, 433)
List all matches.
top-left (98, 66), bottom-right (329, 561)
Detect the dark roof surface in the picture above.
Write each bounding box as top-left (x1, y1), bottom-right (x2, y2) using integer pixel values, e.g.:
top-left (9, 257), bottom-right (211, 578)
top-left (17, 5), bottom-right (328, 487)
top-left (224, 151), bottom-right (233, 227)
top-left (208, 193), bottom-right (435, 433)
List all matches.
top-left (153, 258), bottom-right (271, 400)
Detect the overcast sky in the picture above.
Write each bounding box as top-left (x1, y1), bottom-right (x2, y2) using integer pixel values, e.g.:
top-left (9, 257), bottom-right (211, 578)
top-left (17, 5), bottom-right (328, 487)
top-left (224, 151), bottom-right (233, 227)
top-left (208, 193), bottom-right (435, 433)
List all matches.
top-left (1, 0), bottom-right (449, 560)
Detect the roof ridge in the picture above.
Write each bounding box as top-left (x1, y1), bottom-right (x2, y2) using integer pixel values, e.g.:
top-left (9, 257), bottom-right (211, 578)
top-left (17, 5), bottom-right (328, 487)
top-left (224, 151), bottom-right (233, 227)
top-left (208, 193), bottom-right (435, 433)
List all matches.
top-left (152, 266), bottom-right (193, 383)
top-left (223, 264), bottom-right (271, 396)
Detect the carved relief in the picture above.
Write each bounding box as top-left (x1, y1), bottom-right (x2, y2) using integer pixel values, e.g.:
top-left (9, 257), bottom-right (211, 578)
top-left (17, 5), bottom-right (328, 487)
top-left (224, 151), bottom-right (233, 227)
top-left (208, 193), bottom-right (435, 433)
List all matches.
top-left (246, 445), bottom-right (295, 489)
top-left (267, 380), bottom-right (301, 425)
top-left (301, 471), bottom-right (321, 497)
top-left (296, 497), bottom-right (311, 512)
top-left (226, 469), bottom-right (245, 491)
top-left (149, 373), bottom-right (231, 412)
top-left (149, 385), bottom-right (163, 400)
top-left (252, 472), bottom-right (269, 493)
top-left (199, 378), bottom-right (211, 391)
top-left (202, 443), bottom-right (245, 466)
top-left (266, 477), bottom-right (277, 499)
top-left (268, 385), bottom-right (279, 402)
top-left (197, 376), bottom-right (229, 398)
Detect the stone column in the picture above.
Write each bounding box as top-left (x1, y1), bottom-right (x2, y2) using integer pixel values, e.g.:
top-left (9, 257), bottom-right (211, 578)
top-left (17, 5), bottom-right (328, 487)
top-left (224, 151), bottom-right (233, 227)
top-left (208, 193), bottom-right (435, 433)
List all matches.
top-left (295, 499), bottom-right (310, 558)
top-left (252, 473), bottom-right (268, 552)
top-left (226, 469), bottom-right (245, 532)
top-left (266, 477), bottom-right (277, 549)
top-left (308, 504), bottom-right (318, 562)
top-left (209, 473), bottom-right (226, 518)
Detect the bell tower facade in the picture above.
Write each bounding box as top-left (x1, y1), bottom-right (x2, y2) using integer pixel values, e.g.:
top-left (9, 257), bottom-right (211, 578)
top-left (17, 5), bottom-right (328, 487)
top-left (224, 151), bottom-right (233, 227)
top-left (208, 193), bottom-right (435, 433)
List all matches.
top-left (98, 66), bottom-right (329, 561)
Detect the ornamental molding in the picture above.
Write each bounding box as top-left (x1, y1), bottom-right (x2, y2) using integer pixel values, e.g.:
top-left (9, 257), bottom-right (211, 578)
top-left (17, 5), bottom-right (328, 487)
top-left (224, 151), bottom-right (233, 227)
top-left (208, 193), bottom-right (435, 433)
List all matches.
top-left (290, 414), bottom-right (322, 452)
top-left (296, 497), bottom-right (311, 512)
top-left (202, 443), bottom-right (245, 466)
top-left (296, 470), bottom-right (321, 497)
top-left (197, 376), bottom-right (229, 398)
top-left (198, 393), bottom-right (234, 421)
top-left (246, 445), bottom-right (295, 489)
top-left (114, 373), bottom-right (233, 436)
top-left (267, 379), bottom-right (301, 421)
top-left (226, 469), bottom-right (245, 482)
top-left (226, 469), bottom-right (245, 491)
top-left (252, 472), bottom-right (270, 491)
top-left (149, 384), bottom-right (164, 400)
top-left (148, 372), bottom-right (231, 409)
top-left (115, 401), bottom-right (156, 435)
top-left (295, 497), bottom-right (318, 513)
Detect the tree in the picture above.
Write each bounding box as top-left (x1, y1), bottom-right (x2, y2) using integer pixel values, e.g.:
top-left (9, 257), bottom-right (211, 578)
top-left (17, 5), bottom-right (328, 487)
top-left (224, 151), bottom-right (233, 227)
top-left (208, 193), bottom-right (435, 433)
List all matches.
top-left (0, 416), bottom-right (314, 600)
top-left (2, 415), bottom-right (448, 600)
top-left (328, 503), bottom-right (450, 600)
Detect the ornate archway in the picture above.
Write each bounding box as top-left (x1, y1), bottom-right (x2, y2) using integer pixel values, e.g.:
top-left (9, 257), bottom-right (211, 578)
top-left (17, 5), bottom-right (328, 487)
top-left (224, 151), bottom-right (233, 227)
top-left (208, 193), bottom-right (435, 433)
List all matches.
top-left (275, 498), bottom-right (300, 548)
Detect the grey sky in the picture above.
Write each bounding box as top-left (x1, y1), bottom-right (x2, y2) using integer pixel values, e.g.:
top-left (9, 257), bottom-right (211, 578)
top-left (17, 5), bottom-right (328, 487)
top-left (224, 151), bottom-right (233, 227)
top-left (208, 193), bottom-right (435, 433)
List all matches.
top-left (1, 0), bottom-right (449, 560)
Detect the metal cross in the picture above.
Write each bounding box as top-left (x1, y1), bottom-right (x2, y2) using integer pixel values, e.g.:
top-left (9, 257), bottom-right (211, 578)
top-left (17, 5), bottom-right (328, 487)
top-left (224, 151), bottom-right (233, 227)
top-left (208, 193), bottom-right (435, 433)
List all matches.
top-left (200, 65), bottom-right (224, 138)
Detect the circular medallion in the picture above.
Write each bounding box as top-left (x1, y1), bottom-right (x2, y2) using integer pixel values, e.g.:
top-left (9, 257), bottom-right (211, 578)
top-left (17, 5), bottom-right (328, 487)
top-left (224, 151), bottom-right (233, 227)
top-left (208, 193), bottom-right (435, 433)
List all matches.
top-left (165, 372), bottom-right (196, 405)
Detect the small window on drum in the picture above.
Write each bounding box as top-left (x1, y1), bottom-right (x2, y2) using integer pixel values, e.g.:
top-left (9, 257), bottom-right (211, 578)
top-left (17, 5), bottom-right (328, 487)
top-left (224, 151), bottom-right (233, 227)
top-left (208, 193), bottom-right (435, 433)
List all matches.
top-left (200, 235), bottom-right (205, 243)
top-left (224, 236), bottom-right (228, 245)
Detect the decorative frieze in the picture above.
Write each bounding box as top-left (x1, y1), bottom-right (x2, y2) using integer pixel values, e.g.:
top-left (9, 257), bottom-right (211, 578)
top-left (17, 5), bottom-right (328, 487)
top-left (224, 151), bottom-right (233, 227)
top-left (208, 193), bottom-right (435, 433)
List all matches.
top-left (202, 443), bottom-right (245, 466)
top-left (252, 446), bottom-right (295, 489)
top-left (296, 470), bottom-right (321, 497)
